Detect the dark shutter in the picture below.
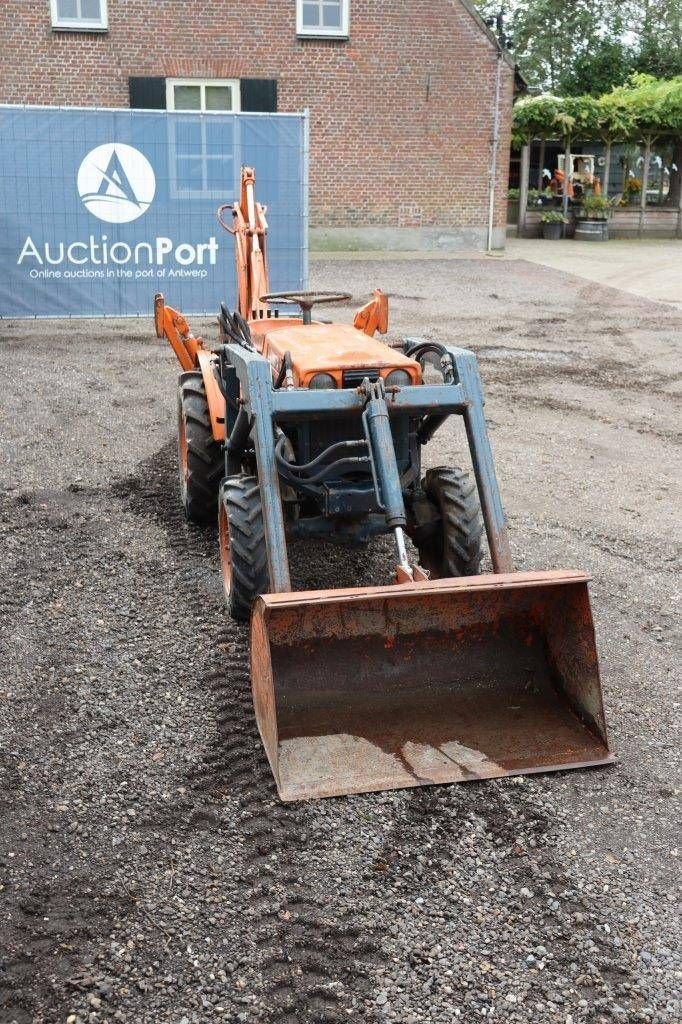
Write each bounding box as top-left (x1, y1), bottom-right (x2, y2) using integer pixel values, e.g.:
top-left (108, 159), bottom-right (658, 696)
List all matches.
top-left (240, 79), bottom-right (278, 113)
top-left (129, 77), bottom-right (167, 110)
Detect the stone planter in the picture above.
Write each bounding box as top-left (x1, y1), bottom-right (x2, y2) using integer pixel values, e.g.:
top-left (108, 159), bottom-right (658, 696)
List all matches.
top-left (541, 221), bottom-right (563, 240)
top-left (575, 219), bottom-right (609, 242)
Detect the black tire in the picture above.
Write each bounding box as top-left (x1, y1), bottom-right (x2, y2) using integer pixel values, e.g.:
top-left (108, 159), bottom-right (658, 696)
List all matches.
top-left (177, 372), bottom-right (223, 524)
top-left (416, 466), bottom-right (483, 578)
top-left (219, 475), bottom-right (269, 622)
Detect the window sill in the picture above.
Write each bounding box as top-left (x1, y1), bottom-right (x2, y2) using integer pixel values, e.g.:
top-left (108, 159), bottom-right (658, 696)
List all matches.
top-left (51, 24), bottom-right (109, 33)
top-left (296, 33), bottom-right (349, 41)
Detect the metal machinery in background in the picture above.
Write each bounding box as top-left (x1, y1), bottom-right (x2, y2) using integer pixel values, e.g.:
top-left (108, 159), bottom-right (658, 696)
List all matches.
top-left (154, 167), bottom-right (613, 801)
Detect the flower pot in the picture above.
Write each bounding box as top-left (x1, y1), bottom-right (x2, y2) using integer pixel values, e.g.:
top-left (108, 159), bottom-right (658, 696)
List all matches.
top-left (574, 219), bottom-right (609, 242)
top-left (541, 221), bottom-right (563, 240)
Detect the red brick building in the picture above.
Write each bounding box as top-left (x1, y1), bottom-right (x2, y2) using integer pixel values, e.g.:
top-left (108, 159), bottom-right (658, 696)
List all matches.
top-left (1, 1), bottom-right (516, 249)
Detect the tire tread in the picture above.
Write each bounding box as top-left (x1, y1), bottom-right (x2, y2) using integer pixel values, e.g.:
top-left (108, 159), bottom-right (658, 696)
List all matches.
top-left (419, 466), bottom-right (483, 577)
top-left (221, 475), bottom-right (269, 621)
top-left (178, 372), bottom-right (223, 524)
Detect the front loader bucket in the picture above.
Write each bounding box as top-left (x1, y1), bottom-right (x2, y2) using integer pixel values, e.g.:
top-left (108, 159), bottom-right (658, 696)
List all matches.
top-left (250, 570), bottom-right (613, 801)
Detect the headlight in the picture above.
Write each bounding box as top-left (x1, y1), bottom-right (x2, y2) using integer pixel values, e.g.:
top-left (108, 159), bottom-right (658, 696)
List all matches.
top-left (385, 369), bottom-right (412, 388)
top-left (308, 372), bottom-right (336, 390)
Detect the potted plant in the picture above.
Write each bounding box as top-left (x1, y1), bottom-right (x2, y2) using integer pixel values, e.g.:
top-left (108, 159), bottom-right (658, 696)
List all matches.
top-left (575, 194), bottom-right (611, 241)
top-left (507, 187), bottom-right (520, 224)
top-left (624, 178), bottom-right (642, 205)
top-left (540, 210), bottom-right (567, 240)
top-left (578, 195), bottom-right (611, 220)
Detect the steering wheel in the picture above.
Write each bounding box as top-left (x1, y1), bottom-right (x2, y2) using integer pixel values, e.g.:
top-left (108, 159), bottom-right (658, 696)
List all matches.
top-left (260, 291), bottom-right (352, 324)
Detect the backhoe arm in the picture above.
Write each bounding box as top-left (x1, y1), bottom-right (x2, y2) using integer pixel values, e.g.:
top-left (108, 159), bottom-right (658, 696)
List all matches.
top-left (218, 166), bottom-right (270, 321)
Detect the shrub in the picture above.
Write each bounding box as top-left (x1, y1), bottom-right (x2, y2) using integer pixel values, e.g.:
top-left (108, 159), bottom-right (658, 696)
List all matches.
top-left (580, 195), bottom-right (612, 218)
top-left (540, 210), bottom-right (568, 224)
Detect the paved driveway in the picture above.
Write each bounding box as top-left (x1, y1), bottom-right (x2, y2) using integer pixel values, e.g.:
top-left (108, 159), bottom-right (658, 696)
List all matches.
top-left (504, 236), bottom-right (682, 308)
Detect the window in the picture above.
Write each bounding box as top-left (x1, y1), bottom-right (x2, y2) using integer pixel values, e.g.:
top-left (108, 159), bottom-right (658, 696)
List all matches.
top-left (50, 0), bottom-right (108, 31)
top-left (166, 79), bottom-right (240, 114)
top-left (166, 80), bottom-right (240, 199)
top-left (168, 115), bottom-right (238, 199)
top-left (129, 77), bottom-right (277, 113)
top-left (296, 0), bottom-right (349, 38)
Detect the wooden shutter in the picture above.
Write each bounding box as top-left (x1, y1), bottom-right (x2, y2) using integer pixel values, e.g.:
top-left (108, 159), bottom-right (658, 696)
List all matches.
top-left (240, 79), bottom-right (278, 113)
top-left (129, 77), bottom-right (167, 110)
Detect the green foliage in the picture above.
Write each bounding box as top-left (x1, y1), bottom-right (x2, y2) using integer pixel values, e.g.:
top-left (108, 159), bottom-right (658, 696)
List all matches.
top-left (512, 75), bottom-right (682, 144)
top-left (508, 1), bottom-right (603, 92)
top-left (559, 39), bottom-right (635, 97)
top-left (626, 1), bottom-right (682, 79)
top-left (512, 93), bottom-right (600, 145)
top-left (561, 95), bottom-right (601, 141)
top-left (508, 187), bottom-right (551, 202)
top-left (540, 210), bottom-right (567, 224)
top-left (597, 89), bottom-right (637, 143)
top-left (470, 1), bottom-right (682, 92)
top-left (609, 73), bottom-right (682, 143)
top-left (512, 93), bottom-right (561, 144)
top-left (579, 195), bottom-right (612, 219)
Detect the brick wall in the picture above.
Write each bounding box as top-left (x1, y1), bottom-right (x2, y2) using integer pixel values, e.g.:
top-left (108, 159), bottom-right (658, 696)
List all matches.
top-left (1, 0), bottom-right (514, 232)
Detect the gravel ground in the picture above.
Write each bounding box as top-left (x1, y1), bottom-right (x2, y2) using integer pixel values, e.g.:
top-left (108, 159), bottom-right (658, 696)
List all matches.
top-left (0, 256), bottom-right (680, 1024)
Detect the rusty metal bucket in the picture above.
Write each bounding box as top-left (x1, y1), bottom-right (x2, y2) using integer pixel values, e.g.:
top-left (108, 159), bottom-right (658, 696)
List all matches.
top-left (250, 570), bottom-right (613, 801)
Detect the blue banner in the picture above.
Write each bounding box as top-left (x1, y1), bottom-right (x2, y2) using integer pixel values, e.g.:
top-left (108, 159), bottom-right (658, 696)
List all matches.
top-left (0, 106), bottom-right (307, 317)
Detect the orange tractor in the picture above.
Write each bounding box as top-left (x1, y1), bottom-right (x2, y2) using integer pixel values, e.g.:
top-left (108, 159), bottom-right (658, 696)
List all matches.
top-left (155, 167), bottom-right (612, 801)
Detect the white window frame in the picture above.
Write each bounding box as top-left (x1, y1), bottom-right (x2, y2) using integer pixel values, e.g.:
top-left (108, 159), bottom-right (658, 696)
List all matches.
top-left (166, 78), bottom-right (241, 114)
top-left (50, 0), bottom-right (108, 31)
top-left (296, 0), bottom-right (349, 39)
top-left (166, 84), bottom-right (241, 200)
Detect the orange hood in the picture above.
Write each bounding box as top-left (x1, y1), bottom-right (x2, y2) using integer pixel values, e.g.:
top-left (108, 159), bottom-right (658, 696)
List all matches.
top-left (259, 323), bottom-right (421, 387)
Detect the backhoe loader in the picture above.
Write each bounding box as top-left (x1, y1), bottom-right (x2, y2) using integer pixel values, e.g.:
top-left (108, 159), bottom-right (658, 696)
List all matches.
top-left (154, 167), bottom-right (613, 801)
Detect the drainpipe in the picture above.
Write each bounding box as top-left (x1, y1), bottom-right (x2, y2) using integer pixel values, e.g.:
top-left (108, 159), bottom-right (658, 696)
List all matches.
top-left (486, 48), bottom-right (503, 253)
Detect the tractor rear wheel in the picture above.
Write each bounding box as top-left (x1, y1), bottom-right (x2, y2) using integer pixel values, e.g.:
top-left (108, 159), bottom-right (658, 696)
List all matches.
top-left (219, 475), bottom-right (269, 622)
top-left (415, 466), bottom-right (483, 578)
top-left (177, 372), bottom-right (223, 525)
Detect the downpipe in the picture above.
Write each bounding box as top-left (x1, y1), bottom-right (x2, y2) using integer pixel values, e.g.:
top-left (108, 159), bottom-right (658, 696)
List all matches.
top-left (486, 48), bottom-right (503, 254)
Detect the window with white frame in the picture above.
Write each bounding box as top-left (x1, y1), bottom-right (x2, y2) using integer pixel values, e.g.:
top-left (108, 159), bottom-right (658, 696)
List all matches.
top-left (166, 80), bottom-right (240, 199)
top-left (296, 0), bottom-right (349, 38)
top-left (166, 78), bottom-right (240, 114)
top-left (50, 0), bottom-right (108, 31)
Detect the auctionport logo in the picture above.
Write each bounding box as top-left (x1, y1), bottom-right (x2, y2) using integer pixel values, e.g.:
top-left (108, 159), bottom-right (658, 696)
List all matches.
top-left (77, 143), bottom-right (156, 223)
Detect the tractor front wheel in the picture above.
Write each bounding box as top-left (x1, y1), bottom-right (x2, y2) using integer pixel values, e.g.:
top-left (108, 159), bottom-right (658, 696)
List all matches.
top-left (414, 466), bottom-right (483, 579)
top-left (177, 372), bottom-right (223, 524)
top-left (219, 475), bottom-right (269, 622)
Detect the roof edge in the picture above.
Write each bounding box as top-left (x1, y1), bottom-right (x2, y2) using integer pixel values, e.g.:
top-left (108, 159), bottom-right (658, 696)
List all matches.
top-left (456, 0), bottom-right (516, 71)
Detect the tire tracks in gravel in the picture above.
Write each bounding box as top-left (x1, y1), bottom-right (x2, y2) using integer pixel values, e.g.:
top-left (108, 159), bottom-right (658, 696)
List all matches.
top-left (114, 442), bottom-right (381, 1023)
top-left (0, 488), bottom-right (131, 1024)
